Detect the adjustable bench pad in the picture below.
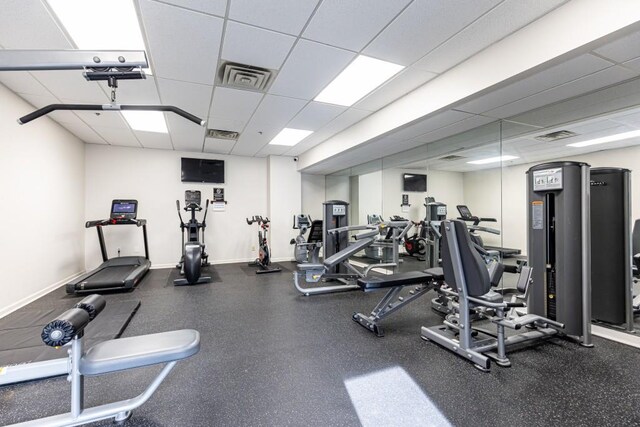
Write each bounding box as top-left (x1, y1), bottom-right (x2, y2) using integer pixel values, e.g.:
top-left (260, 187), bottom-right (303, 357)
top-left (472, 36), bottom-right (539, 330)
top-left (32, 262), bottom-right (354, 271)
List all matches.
top-left (358, 271), bottom-right (436, 291)
top-left (80, 329), bottom-right (200, 376)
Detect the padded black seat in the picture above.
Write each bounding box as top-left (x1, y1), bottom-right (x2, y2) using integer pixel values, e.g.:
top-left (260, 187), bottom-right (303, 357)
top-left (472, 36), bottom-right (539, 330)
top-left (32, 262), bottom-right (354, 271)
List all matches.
top-left (80, 329), bottom-right (200, 376)
top-left (357, 271), bottom-right (435, 291)
top-left (425, 267), bottom-right (444, 280)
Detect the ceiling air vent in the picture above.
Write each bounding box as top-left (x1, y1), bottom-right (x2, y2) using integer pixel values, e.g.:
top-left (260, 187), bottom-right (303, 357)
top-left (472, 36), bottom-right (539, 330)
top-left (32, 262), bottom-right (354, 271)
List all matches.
top-left (439, 155), bottom-right (466, 161)
top-left (534, 130), bottom-right (578, 142)
top-left (217, 61), bottom-right (276, 92)
top-left (206, 129), bottom-right (240, 140)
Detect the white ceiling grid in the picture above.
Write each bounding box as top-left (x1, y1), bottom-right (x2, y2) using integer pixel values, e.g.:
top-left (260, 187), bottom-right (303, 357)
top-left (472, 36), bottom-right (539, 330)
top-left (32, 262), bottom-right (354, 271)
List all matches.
top-left (2, 0), bottom-right (639, 175)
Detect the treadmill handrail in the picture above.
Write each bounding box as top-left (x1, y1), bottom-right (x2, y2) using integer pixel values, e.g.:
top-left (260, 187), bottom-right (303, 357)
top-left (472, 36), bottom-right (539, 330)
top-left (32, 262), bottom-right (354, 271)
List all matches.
top-left (86, 218), bottom-right (147, 228)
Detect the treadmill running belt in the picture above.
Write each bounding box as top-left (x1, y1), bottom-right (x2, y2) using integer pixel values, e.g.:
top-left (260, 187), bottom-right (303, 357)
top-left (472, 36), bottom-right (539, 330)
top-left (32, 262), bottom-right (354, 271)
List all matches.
top-left (89, 265), bottom-right (139, 283)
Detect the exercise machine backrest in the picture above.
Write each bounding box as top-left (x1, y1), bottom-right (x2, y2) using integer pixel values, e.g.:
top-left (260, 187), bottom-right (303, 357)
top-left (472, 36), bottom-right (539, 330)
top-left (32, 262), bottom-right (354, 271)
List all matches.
top-left (441, 220), bottom-right (491, 297)
top-left (527, 161), bottom-right (591, 344)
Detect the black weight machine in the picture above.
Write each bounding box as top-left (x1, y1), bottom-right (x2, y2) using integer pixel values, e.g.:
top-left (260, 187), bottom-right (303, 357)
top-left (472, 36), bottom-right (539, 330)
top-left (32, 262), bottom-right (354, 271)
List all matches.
top-left (175, 190), bottom-right (211, 286)
top-left (246, 216), bottom-right (281, 274)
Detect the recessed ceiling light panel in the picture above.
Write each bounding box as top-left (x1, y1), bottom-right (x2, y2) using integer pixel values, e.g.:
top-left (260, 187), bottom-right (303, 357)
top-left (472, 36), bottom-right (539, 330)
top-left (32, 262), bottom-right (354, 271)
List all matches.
top-left (269, 128), bottom-right (313, 146)
top-left (314, 55), bottom-right (404, 107)
top-left (567, 129), bottom-right (640, 147)
top-left (467, 155), bottom-right (518, 165)
top-left (122, 111), bottom-right (168, 133)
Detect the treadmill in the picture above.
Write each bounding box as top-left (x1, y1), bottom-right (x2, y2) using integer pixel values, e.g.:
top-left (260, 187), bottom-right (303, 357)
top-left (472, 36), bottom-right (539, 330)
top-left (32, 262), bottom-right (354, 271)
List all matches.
top-left (455, 205), bottom-right (521, 258)
top-left (66, 200), bottom-right (151, 294)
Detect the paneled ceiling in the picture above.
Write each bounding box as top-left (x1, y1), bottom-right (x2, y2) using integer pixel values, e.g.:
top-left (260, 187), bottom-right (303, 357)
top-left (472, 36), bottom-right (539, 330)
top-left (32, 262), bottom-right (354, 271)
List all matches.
top-left (1, 0), bottom-right (640, 176)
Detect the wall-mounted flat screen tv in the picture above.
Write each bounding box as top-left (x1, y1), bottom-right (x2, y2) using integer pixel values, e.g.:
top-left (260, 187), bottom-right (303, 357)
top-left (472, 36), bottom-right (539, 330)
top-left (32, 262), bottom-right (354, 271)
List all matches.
top-left (181, 158), bottom-right (225, 183)
top-left (403, 173), bottom-right (427, 192)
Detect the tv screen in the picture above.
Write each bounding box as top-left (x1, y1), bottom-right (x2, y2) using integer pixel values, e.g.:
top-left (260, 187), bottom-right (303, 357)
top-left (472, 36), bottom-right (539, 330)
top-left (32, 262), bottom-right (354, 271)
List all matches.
top-left (181, 158), bottom-right (224, 183)
top-left (403, 173), bottom-right (427, 192)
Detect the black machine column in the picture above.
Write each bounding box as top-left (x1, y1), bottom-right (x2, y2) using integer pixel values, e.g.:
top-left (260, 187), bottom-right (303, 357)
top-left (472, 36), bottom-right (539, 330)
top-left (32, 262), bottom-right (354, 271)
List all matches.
top-left (590, 168), bottom-right (633, 330)
top-left (323, 200), bottom-right (349, 274)
top-left (424, 198), bottom-right (447, 268)
top-left (527, 161), bottom-right (592, 345)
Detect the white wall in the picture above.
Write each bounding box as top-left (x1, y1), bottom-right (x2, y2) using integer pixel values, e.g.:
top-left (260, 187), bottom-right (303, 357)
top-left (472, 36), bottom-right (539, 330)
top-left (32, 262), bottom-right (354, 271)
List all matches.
top-left (0, 83), bottom-right (85, 317)
top-left (301, 173), bottom-right (325, 220)
top-left (382, 168), bottom-right (465, 221)
top-left (85, 144), bottom-right (273, 268)
top-left (325, 175), bottom-right (350, 203)
top-left (463, 145), bottom-right (640, 254)
top-left (267, 155), bottom-right (302, 261)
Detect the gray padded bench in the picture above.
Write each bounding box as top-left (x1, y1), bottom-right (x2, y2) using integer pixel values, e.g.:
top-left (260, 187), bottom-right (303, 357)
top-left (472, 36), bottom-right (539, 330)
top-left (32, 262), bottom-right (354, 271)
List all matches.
top-left (81, 329), bottom-right (200, 375)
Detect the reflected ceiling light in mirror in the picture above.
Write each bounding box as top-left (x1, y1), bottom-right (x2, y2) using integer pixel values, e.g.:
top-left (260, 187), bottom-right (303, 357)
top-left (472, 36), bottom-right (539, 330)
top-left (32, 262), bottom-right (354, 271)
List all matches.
top-left (269, 128), bottom-right (313, 146)
top-left (314, 55), bottom-right (404, 106)
top-left (122, 111), bottom-right (168, 133)
top-left (566, 129), bottom-right (640, 147)
top-left (467, 155), bottom-right (518, 165)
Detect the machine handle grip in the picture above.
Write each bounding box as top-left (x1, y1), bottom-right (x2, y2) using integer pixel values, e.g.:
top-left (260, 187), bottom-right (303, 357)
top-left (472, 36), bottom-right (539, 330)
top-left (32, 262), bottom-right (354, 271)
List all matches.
top-left (246, 217), bottom-right (255, 225)
top-left (41, 308), bottom-right (90, 347)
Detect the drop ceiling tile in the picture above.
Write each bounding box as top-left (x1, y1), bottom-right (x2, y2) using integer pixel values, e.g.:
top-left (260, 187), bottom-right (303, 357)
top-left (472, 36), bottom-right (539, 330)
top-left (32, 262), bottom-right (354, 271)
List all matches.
top-left (140, 0), bottom-right (223, 85)
top-left (609, 109), bottom-right (640, 127)
top-left (134, 130), bottom-right (173, 150)
top-left (386, 110), bottom-right (473, 142)
top-left (157, 0), bottom-right (228, 16)
top-left (229, 0), bottom-right (319, 36)
top-left (98, 78), bottom-right (161, 104)
top-left (231, 94), bottom-right (306, 156)
top-left (209, 86), bottom-right (263, 131)
top-left (269, 39), bottom-right (355, 100)
top-left (623, 57), bottom-right (640, 73)
top-left (302, 0), bottom-right (410, 51)
top-left (414, 0), bottom-right (567, 73)
top-left (287, 102), bottom-right (346, 130)
top-left (363, 0), bottom-right (501, 65)
top-left (256, 144), bottom-right (290, 157)
top-left (284, 108), bottom-right (371, 156)
top-left (59, 122), bottom-right (107, 145)
top-left (167, 114), bottom-right (206, 150)
top-left (70, 108), bottom-right (129, 128)
top-left (456, 54), bottom-right (614, 114)
top-left (0, 0), bottom-right (72, 49)
top-left (92, 126), bottom-right (141, 147)
top-left (354, 67), bottom-right (437, 112)
top-left (486, 65), bottom-right (638, 118)
top-left (593, 30), bottom-right (640, 63)
top-left (222, 21), bottom-right (296, 70)
top-left (0, 72), bottom-right (51, 96)
top-left (203, 137), bottom-right (235, 154)
top-left (157, 78), bottom-right (213, 118)
top-left (30, 71), bottom-right (109, 103)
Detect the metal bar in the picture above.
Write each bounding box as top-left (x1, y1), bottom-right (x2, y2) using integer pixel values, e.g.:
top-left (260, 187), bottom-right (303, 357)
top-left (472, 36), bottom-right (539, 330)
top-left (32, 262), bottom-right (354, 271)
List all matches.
top-left (142, 224), bottom-right (150, 260)
top-left (70, 338), bottom-right (84, 418)
top-left (96, 226), bottom-right (108, 263)
top-left (0, 358), bottom-right (68, 386)
top-left (624, 171), bottom-right (634, 332)
top-left (293, 271), bottom-right (360, 296)
top-left (18, 104), bottom-right (206, 126)
top-left (0, 50), bottom-right (148, 71)
top-left (580, 164), bottom-right (593, 346)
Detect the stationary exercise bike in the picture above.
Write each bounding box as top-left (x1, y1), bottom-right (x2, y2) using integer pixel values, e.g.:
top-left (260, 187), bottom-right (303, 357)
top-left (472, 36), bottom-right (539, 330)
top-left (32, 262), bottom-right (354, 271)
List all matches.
top-left (175, 190), bottom-right (211, 286)
top-left (246, 216), bottom-right (281, 274)
top-left (391, 215), bottom-right (427, 257)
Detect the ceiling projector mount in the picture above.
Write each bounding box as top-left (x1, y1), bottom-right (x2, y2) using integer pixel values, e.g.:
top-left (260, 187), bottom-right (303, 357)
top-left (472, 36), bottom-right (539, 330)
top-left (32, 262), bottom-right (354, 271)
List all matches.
top-left (0, 50), bottom-right (205, 126)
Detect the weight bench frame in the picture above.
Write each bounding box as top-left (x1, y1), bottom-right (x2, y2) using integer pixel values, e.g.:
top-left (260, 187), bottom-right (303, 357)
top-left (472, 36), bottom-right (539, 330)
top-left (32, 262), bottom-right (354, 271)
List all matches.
top-left (352, 270), bottom-right (444, 337)
top-left (8, 295), bottom-right (200, 426)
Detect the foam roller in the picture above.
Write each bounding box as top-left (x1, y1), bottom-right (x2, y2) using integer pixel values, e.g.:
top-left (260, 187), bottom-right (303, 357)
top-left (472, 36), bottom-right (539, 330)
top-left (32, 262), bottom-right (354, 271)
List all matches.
top-left (41, 308), bottom-right (90, 347)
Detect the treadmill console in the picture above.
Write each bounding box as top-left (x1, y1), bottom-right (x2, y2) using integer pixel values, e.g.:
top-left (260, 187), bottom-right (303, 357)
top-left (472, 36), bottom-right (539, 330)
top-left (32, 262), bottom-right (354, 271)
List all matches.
top-left (110, 200), bottom-right (138, 221)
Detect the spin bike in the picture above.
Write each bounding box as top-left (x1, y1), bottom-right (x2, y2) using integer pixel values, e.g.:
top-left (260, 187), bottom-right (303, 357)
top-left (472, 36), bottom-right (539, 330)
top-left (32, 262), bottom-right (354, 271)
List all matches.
top-left (175, 190), bottom-right (211, 285)
top-left (246, 216), bottom-right (281, 274)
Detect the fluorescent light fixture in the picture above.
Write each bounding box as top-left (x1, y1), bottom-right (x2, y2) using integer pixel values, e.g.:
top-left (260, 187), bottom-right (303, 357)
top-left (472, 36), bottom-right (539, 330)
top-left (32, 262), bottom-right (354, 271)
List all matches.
top-left (48, 0), bottom-right (145, 50)
top-left (122, 111), bottom-right (168, 133)
top-left (467, 155), bottom-right (519, 165)
top-left (47, 0), bottom-right (151, 73)
top-left (314, 55), bottom-right (404, 106)
top-left (269, 128), bottom-right (313, 146)
top-left (566, 129), bottom-right (640, 147)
